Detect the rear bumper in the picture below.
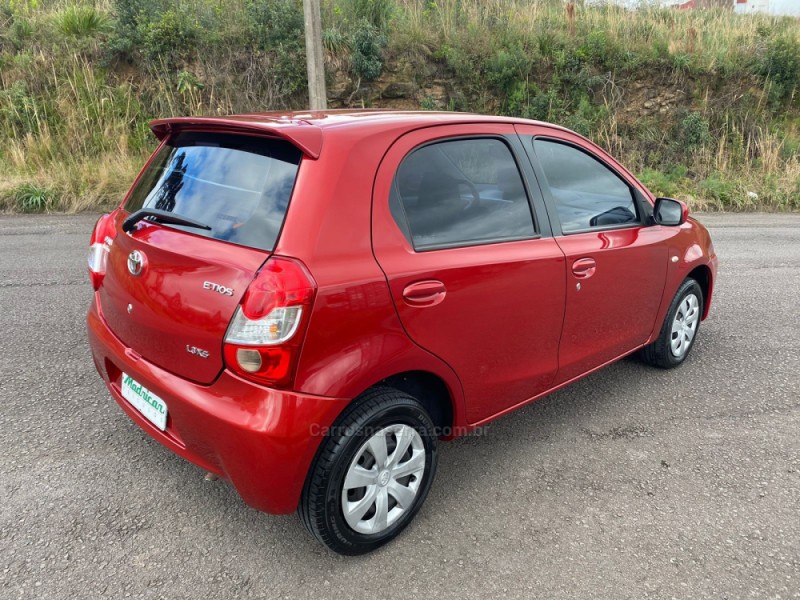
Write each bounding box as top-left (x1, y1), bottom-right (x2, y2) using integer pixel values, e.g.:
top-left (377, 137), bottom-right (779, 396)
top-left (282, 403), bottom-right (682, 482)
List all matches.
top-left (86, 296), bottom-right (350, 514)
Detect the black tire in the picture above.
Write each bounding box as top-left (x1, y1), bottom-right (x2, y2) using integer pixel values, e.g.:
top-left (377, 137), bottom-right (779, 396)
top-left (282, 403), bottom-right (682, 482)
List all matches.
top-left (299, 387), bottom-right (438, 555)
top-left (640, 277), bottom-right (704, 369)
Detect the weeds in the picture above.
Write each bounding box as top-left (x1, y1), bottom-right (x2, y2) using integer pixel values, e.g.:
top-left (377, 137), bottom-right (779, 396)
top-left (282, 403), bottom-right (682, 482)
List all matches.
top-left (55, 6), bottom-right (112, 38)
top-left (11, 182), bottom-right (54, 213)
top-left (0, 0), bottom-right (798, 212)
top-left (757, 34), bottom-right (800, 103)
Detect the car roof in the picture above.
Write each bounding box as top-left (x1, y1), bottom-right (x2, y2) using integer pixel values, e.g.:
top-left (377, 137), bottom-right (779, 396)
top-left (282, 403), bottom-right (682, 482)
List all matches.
top-left (149, 110), bottom-right (574, 159)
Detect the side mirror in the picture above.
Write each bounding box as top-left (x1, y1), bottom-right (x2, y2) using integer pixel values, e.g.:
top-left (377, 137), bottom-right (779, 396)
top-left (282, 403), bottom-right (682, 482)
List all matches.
top-left (653, 197), bottom-right (688, 226)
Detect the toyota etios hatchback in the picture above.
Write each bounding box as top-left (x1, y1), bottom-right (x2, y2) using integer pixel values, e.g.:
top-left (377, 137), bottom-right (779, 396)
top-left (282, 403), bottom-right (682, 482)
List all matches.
top-left (87, 110), bottom-right (718, 554)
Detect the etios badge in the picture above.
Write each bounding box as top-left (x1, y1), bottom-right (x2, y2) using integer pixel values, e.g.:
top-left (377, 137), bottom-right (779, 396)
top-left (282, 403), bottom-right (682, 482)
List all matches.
top-left (203, 281), bottom-right (234, 296)
top-left (127, 250), bottom-right (145, 276)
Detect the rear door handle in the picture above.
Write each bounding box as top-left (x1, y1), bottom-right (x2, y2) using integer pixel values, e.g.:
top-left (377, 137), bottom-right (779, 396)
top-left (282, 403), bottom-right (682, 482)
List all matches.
top-left (402, 280), bottom-right (447, 307)
top-left (571, 257), bottom-right (597, 279)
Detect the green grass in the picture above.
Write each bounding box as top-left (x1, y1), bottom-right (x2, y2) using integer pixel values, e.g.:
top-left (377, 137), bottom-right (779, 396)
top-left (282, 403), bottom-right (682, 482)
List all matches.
top-left (10, 182), bottom-right (55, 212)
top-left (0, 0), bottom-right (798, 212)
top-left (55, 5), bottom-right (112, 37)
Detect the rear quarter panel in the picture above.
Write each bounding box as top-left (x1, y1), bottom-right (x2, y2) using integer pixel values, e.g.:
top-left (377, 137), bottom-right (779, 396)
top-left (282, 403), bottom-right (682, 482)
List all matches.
top-left (275, 124), bottom-right (468, 428)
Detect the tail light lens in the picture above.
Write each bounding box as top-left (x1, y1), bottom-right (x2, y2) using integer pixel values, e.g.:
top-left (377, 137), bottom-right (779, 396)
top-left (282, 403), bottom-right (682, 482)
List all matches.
top-left (223, 256), bottom-right (317, 388)
top-left (88, 213), bottom-right (116, 290)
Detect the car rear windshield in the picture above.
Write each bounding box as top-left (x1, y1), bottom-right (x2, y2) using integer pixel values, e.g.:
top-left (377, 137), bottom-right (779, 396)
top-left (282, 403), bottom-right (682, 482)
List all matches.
top-left (125, 131), bottom-right (302, 251)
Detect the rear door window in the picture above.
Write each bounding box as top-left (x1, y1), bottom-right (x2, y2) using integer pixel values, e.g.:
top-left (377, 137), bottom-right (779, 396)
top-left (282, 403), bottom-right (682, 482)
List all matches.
top-left (390, 138), bottom-right (536, 250)
top-left (125, 132), bottom-right (302, 251)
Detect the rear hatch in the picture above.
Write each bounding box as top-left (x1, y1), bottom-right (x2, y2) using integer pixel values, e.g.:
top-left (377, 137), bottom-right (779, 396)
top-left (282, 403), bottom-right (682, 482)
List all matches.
top-left (99, 130), bottom-right (303, 384)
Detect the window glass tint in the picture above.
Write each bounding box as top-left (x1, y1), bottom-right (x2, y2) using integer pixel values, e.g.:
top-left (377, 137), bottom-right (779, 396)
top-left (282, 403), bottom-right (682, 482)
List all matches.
top-left (125, 132), bottom-right (302, 251)
top-left (533, 139), bottom-right (638, 233)
top-left (392, 138), bottom-right (535, 250)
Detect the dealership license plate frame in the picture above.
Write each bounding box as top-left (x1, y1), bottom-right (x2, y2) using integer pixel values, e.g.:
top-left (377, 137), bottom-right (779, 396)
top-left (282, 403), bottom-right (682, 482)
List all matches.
top-left (120, 372), bottom-right (168, 431)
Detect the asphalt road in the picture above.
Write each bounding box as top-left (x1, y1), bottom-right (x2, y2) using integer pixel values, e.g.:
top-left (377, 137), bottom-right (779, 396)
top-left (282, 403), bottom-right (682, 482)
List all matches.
top-left (1, 213), bottom-right (798, 599)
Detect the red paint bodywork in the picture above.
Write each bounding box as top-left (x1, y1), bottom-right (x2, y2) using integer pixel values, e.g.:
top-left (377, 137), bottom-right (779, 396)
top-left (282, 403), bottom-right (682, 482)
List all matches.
top-left (99, 211), bottom-right (268, 384)
top-left (86, 110), bottom-right (718, 514)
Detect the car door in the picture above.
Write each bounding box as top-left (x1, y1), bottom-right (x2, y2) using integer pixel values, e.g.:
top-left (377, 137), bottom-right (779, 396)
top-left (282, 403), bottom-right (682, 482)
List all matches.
top-left (516, 124), bottom-right (673, 385)
top-left (372, 124), bottom-right (566, 425)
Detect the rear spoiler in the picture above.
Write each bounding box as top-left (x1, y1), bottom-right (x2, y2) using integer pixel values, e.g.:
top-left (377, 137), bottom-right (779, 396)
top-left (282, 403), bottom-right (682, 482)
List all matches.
top-left (149, 116), bottom-right (324, 159)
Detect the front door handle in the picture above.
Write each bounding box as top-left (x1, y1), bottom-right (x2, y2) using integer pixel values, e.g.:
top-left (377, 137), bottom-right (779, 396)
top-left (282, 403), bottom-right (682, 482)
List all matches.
top-left (571, 257), bottom-right (597, 279)
top-left (402, 280), bottom-right (447, 307)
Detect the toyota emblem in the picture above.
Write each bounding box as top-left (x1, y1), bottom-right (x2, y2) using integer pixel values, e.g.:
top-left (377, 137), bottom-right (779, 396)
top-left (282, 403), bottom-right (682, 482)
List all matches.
top-left (127, 250), bottom-right (145, 276)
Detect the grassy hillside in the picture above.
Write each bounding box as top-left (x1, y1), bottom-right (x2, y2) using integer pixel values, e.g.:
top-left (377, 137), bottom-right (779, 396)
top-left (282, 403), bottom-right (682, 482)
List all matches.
top-left (1, 0), bottom-right (799, 212)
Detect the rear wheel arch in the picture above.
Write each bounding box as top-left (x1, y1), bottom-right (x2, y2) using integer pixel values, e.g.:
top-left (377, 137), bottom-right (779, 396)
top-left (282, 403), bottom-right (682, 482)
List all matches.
top-left (299, 386), bottom-right (440, 554)
top-left (297, 369), bottom-right (458, 519)
top-left (325, 370), bottom-right (458, 440)
top-left (378, 371), bottom-right (455, 436)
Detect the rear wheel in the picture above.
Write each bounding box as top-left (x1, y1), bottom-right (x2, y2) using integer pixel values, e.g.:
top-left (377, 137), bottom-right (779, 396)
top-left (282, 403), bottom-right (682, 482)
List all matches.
top-left (299, 387), bottom-right (438, 555)
top-left (641, 278), bottom-right (704, 369)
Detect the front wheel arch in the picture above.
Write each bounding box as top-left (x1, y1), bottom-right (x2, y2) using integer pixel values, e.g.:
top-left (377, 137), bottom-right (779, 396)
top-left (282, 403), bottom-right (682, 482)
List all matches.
top-left (687, 264), bottom-right (713, 319)
top-left (640, 277), bottom-right (704, 369)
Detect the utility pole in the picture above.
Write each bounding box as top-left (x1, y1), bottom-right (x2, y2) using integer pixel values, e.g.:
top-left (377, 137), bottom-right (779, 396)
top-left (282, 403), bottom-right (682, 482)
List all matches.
top-left (303, 0), bottom-right (327, 110)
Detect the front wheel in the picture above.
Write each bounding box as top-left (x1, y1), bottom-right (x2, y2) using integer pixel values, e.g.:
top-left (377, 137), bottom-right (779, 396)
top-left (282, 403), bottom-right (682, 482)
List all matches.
top-left (641, 277), bottom-right (704, 369)
top-left (299, 387), bottom-right (438, 555)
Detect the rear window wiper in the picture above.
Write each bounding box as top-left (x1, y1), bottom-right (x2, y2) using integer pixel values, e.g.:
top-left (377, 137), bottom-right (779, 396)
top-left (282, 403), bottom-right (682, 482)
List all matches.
top-left (123, 208), bottom-right (213, 234)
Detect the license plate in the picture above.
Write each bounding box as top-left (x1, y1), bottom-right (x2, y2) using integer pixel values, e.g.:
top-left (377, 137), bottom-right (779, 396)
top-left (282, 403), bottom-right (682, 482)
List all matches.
top-left (120, 373), bottom-right (168, 431)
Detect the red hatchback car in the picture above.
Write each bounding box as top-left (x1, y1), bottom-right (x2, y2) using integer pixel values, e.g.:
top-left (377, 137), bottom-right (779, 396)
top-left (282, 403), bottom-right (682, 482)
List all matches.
top-left (87, 110), bottom-right (717, 554)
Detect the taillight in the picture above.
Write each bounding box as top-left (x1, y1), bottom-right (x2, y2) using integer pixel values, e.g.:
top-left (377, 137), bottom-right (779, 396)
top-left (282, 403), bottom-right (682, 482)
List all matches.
top-left (223, 256), bottom-right (317, 388)
top-left (88, 213), bottom-right (116, 290)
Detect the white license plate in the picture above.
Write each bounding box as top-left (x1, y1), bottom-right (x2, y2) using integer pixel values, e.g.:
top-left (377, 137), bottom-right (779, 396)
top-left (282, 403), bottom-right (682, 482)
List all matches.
top-left (120, 373), bottom-right (168, 431)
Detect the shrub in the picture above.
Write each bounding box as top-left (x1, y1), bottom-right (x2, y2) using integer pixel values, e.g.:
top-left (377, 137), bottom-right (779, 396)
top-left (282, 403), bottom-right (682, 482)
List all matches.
top-left (246, 0), bottom-right (307, 96)
top-left (505, 80), bottom-right (532, 118)
top-left (139, 8), bottom-right (199, 64)
top-left (247, 0), bottom-right (304, 50)
top-left (106, 0), bottom-right (205, 66)
top-left (638, 165), bottom-right (689, 199)
top-left (528, 88), bottom-right (563, 122)
top-left (639, 169), bottom-right (676, 198)
top-left (537, 31), bottom-right (566, 61)
top-left (340, 0), bottom-right (394, 32)
top-left (103, 0), bottom-right (223, 70)
top-left (350, 19), bottom-right (386, 81)
top-left (581, 30), bottom-right (623, 71)
top-left (677, 112), bottom-right (712, 149)
top-left (564, 95), bottom-right (603, 137)
top-left (107, 0), bottom-right (166, 57)
top-left (176, 70), bottom-right (204, 94)
top-left (56, 6), bottom-right (112, 38)
top-left (420, 95), bottom-right (437, 111)
top-left (756, 35), bottom-right (800, 103)
top-left (485, 47), bottom-right (532, 97)
top-left (7, 16), bottom-right (33, 50)
top-left (700, 173), bottom-right (739, 207)
top-left (0, 81), bottom-right (42, 136)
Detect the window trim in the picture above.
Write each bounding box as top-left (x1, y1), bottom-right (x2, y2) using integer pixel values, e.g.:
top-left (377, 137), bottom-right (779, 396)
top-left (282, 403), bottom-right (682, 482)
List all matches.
top-left (390, 135), bottom-right (542, 253)
top-left (529, 136), bottom-right (646, 236)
